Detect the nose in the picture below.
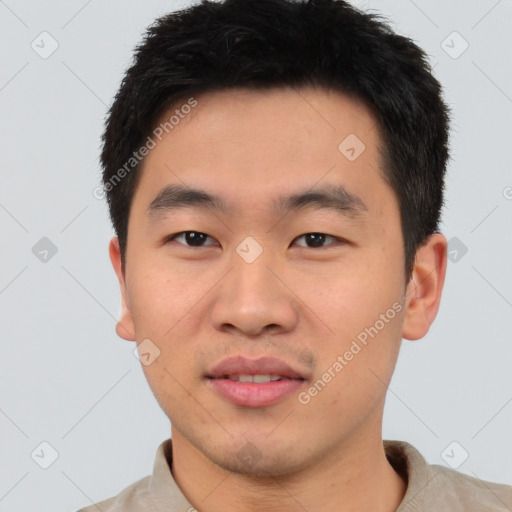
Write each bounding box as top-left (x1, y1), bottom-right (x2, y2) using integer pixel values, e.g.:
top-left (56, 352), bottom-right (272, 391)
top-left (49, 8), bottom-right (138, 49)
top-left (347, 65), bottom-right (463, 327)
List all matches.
top-left (209, 248), bottom-right (299, 337)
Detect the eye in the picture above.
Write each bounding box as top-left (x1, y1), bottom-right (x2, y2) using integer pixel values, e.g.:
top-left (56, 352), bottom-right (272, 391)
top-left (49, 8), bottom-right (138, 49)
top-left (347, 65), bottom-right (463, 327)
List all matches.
top-left (292, 232), bottom-right (342, 248)
top-left (165, 231), bottom-right (344, 249)
top-left (165, 231), bottom-right (219, 247)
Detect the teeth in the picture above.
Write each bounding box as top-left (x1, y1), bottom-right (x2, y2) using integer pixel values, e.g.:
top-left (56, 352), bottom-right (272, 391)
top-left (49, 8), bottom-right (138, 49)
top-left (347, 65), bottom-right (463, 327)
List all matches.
top-left (226, 374), bottom-right (288, 383)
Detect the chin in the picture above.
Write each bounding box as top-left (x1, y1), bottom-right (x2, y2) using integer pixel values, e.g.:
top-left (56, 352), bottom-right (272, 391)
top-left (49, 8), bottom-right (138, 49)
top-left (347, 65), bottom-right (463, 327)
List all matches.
top-left (216, 450), bottom-right (306, 478)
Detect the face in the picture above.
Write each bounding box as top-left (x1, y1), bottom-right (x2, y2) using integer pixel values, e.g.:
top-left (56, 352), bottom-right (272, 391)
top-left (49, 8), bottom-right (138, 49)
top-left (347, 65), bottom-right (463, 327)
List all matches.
top-left (110, 86), bottom-right (446, 477)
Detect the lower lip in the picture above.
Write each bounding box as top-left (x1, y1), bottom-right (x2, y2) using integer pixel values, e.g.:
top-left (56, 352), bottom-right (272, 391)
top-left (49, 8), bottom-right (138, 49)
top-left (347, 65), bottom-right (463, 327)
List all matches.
top-left (206, 377), bottom-right (305, 407)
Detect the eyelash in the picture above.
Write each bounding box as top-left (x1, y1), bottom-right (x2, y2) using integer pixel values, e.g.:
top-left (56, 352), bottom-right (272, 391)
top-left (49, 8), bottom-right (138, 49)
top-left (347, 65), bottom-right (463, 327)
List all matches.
top-left (164, 231), bottom-right (346, 249)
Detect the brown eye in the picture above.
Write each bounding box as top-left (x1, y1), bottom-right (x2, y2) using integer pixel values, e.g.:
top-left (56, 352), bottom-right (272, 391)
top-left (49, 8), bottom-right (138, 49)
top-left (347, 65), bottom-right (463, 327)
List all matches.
top-left (293, 233), bottom-right (340, 248)
top-left (167, 231), bottom-right (218, 247)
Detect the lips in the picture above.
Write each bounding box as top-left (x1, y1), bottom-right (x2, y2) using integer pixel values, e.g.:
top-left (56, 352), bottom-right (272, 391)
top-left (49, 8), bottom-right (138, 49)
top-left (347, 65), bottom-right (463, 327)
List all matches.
top-left (205, 355), bottom-right (307, 381)
top-left (204, 355), bottom-right (308, 407)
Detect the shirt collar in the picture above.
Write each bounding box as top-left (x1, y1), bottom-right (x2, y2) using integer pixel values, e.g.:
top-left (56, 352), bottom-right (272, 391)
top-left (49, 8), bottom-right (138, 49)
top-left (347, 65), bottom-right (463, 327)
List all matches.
top-left (145, 438), bottom-right (432, 511)
top-left (384, 439), bottom-right (438, 511)
top-left (148, 438), bottom-right (194, 511)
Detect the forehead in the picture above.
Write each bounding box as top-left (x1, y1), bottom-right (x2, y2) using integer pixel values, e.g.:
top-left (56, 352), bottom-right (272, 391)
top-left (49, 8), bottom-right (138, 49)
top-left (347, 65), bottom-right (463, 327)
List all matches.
top-left (132, 86), bottom-right (394, 221)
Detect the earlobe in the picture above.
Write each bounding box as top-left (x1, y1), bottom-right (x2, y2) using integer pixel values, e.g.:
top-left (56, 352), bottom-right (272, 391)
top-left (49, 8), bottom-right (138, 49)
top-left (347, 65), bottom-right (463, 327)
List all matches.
top-left (108, 236), bottom-right (137, 342)
top-left (401, 233), bottom-right (448, 341)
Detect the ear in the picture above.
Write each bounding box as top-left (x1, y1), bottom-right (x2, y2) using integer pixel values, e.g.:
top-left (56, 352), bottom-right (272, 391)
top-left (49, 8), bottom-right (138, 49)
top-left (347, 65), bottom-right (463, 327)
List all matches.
top-left (401, 233), bottom-right (448, 341)
top-left (109, 236), bottom-right (136, 341)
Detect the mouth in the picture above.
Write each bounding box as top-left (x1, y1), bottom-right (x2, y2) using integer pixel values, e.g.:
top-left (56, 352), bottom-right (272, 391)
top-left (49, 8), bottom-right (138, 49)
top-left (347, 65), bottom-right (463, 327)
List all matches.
top-left (204, 355), bottom-right (309, 407)
top-left (208, 374), bottom-right (305, 383)
top-left (205, 375), bottom-right (306, 408)
top-left (205, 376), bottom-right (306, 407)
top-left (205, 355), bottom-right (308, 380)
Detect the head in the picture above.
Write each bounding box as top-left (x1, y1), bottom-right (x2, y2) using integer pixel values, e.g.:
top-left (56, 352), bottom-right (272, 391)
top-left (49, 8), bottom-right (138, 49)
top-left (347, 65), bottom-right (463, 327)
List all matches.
top-left (104, 0), bottom-right (449, 477)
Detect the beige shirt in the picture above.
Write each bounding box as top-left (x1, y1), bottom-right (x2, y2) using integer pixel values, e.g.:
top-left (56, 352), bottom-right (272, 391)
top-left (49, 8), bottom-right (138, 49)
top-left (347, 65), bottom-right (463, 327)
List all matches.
top-left (78, 439), bottom-right (512, 511)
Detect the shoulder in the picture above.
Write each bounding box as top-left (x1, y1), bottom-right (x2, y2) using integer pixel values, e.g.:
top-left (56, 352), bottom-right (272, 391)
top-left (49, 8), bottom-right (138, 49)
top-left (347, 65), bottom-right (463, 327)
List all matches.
top-left (426, 464), bottom-right (512, 511)
top-left (385, 440), bottom-right (512, 511)
top-left (76, 475), bottom-right (153, 512)
top-left (75, 438), bottom-right (194, 512)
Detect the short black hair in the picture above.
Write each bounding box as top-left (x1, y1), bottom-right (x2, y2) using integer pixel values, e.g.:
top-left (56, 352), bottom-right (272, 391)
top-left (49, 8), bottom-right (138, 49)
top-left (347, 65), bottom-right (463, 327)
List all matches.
top-left (100, 0), bottom-right (450, 279)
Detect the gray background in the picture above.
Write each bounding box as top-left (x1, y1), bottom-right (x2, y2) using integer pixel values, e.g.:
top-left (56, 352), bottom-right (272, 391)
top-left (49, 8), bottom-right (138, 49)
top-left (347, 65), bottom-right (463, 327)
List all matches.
top-left (1, 1), bottom-right (511, 511)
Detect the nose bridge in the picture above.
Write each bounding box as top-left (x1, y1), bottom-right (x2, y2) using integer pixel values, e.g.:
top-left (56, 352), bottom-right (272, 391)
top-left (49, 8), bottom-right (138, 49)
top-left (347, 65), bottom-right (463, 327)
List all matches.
top-left (234, 248), bottom-right (271, 292)
top-left (210, 240), bottom-right (298, 335)
top-left (229, 238), bottom-right (279, 304)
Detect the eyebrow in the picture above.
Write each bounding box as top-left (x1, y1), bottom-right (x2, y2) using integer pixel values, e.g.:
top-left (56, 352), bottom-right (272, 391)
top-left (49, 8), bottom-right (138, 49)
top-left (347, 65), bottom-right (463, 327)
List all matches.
top-left (147, 183), bottom-right (368, 221)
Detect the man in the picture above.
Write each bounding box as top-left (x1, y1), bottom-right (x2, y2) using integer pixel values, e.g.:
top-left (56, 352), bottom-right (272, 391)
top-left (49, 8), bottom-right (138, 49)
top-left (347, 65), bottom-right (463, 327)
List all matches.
top-left (79, 0), bottom-right (512, 510)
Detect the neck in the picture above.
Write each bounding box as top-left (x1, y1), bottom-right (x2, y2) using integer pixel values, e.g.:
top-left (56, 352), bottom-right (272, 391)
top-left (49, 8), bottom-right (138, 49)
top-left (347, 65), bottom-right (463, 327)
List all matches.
top-left (170, 424), bottom-right (406, 512)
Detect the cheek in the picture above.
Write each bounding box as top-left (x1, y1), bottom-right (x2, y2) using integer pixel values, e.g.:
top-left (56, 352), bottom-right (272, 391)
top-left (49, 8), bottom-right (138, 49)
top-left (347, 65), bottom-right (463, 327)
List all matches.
top-left (127, 260), bottom-right (203, 336)
top-left (303, 255), bottom-right (400, 325)
top-left (296, 248), bottom-right (405, 371)
top-left (303, 272), bottom-right (404, 413)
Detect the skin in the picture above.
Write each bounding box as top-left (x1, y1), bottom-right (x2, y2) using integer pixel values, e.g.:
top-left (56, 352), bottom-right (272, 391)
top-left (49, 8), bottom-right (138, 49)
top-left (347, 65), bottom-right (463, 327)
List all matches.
top-left (109, 86), bottom-right (447, 512)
